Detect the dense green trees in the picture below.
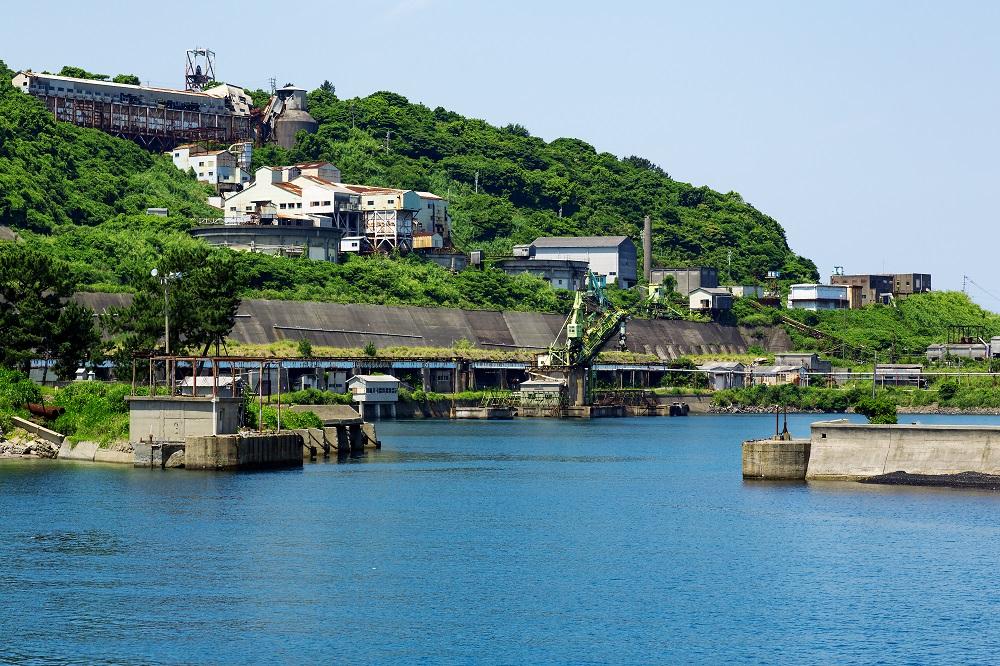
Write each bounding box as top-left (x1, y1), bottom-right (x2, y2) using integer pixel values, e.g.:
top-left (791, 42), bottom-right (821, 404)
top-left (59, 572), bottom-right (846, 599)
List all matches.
top-left (104, 242), bottom-right (243, 363)
top-left (0, 242), bottom-right (100, 376)
top-left (267, 88), bottom-right (818, 283)
top-left (0, 56), bottom-right (817, 322)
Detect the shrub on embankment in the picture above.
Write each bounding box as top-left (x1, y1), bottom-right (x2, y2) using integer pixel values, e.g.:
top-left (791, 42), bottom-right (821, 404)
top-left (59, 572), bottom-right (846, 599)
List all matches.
top-left (0, 368), bottom-right (42, 433)
top-left (712, 384), bottom-right (864, 412)
top-left (51, 382), bottom-right (130, 445)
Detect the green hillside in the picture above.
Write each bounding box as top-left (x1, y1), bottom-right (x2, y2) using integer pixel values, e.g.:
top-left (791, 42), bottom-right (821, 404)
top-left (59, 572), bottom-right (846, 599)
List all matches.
top-left (0, 58), bottom-right (815, 313)
top-left (254, 88), bottom-right (818, 282)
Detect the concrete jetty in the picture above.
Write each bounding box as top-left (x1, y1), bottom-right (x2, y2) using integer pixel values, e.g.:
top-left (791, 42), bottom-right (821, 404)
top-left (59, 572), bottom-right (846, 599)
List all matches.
top-left (744, 419), bottom-right (1000, 485)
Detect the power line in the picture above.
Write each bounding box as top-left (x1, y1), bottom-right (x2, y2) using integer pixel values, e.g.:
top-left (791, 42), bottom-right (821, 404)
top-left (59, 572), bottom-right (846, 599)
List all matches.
top-left (965, 276), bottom-right (1000, 304)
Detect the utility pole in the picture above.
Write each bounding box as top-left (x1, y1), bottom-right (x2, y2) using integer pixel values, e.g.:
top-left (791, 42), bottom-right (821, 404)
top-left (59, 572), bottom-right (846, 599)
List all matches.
top-left (152, 269), bottom-right (182, 355)
top-left (963, 275), bottom-right (968, 294)
top-left (385, 130), bottom-right (391, 155)
top-left (474, 170), bottom-right (479, 194)
top-left (872, 349), bottom-right (877, 399)
top-left (268, 77), bottom-right (276, 95)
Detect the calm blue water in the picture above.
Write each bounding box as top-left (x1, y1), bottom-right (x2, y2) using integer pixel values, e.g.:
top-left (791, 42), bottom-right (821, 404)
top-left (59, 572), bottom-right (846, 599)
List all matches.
top-left (3, 413), bottom-right (1000, 664)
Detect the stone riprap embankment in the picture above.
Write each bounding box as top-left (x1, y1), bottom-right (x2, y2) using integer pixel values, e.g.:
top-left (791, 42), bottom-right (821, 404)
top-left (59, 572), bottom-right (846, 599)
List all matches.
top-left (0, 431), bottom-right (60, 458)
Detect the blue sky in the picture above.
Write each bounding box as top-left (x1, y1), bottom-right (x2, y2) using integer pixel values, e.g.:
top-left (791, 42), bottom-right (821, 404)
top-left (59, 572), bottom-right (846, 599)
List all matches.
top-left (3, 1), bottom-right (999, 304)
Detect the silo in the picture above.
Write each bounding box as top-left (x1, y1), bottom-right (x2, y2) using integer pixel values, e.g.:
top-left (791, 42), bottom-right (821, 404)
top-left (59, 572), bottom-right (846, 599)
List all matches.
top-left (273, 85), bottom-right (318, 149)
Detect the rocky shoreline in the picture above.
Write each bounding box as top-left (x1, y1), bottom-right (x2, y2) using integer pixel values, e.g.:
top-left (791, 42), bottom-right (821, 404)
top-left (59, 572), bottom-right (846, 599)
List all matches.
top-left (0, 430), bottom-right (60, 459)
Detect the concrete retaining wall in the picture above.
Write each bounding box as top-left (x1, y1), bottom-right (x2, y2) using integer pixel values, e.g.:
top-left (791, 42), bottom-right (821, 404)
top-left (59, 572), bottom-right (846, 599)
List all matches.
top-left (807, 421), bottom-right (1000, 480)
top-left (12, 417), bottom-right (65, 446)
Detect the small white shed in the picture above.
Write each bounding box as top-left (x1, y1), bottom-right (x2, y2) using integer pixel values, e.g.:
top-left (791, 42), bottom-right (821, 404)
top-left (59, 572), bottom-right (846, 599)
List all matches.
top-left (347, 374), bottom-right (400, 419)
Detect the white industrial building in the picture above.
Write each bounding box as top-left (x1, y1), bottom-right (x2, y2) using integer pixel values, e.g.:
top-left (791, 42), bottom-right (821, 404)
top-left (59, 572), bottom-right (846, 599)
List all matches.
top-left (169, 144), bottom-right (250, 193)
top-left (222, 163), bottom-right (362, 234)
top-left (787, 284), bottom-right (850, 310)
top-left (218, 162), bottom-right (451, 253)
top-left (529, 236), bottom-right (637, 288)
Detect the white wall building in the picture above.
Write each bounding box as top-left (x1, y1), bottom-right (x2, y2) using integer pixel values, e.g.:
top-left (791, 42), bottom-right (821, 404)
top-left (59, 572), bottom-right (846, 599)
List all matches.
top-left (529, 236), bottom-right (637, 288)
top-left (222, 163), bottom-right (361, 234)
top-left (787, 284), bottom-right (849, 310)
top-left (169, 145), bottom-right (250, 193)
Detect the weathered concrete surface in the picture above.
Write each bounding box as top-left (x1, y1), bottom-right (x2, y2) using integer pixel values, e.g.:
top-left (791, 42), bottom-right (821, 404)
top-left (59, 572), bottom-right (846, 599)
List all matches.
top-left (11, 417), bottom-right (65, 446)
top-left (807, 421), bottom-right (1000, 480)
top-left (57, 440), bottom-right (134, 465)
top-left (93, 448), bottom-right (134, 465)
top-left (294, 428), bottom-right (327, 458)
top-left (453, 406), bottom-right (514, 419)
top-left (289, 404), bottom-right (362, 425)
top-left (76, 293), bottom-right (791, 358)
top-left (184, 433), bottom-right (303, 470)
top-left (743, 439), bottom-right (811, 480)
top-left (57, 440), bottom-right (100, 461)
top-left (361, 422), bottom-right (380, 449)
top-left (127, 396), bottom-right (243, 443)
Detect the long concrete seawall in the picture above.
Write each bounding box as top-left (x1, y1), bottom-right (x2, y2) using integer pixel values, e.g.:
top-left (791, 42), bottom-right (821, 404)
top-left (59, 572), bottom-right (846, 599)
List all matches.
top-left (75, 293), bottom-right (791, 359)
top-left (806, 421), bottom-right (1000, 480)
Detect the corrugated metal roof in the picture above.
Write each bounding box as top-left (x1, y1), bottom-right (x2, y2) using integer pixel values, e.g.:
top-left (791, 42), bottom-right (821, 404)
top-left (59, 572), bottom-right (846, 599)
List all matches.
top-left (294, 161), bottom-right (336, 169)
top-left (274, 182), bottom-right (302, 195)
top-left (531, 236), bottom-right (630, 248)
top-left (21, 70), bottom-right (216, 98)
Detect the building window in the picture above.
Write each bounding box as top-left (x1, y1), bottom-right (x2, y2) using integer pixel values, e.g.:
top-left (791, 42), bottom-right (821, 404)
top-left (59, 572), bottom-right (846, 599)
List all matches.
top-left (296, 203), bottom-right (302, 209)
top-left (230, 207), bottom-right (237, 211)
top-left (208, 171), bottom-right (214, 176)
top-left (367, 200), bottom-right (374, 206)
top-left (387, 199), bottom-right (395, 204)
top-left (279, 203), bottom-right (287, 209)
top-left (323, 201), bottom-right (331, 206)
top-left (310, 201), bottom-right (320, 207)
top-left (427, 203), bottom-right (432, 209)
top-left (174, 152), bottom-right (180, 157)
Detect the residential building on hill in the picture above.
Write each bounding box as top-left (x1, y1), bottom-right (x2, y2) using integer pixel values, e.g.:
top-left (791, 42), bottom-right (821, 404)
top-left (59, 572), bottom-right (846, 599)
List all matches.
top-left (529, 236), bottom-right (637, 288)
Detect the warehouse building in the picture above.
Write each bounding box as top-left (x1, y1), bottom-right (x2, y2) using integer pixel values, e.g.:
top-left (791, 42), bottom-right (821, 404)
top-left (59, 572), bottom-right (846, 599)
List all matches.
top-left (529, 236), bottom-right (637, 288)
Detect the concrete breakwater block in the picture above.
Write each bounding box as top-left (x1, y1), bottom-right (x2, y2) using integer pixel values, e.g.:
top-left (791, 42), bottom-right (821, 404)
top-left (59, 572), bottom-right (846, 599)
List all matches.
top-left (58, 440), bottom-right (134, 465)
top-left (742, 439), bottom-right (811, 480)
top-left (184, 433), bottom-right (304, 470)
top-left (57, 440), bottom-right (100, 462)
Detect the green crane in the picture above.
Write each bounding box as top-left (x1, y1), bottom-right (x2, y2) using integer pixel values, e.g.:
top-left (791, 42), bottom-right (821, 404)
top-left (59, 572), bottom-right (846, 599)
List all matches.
top-left (541, 273), bottom-right (671, 405)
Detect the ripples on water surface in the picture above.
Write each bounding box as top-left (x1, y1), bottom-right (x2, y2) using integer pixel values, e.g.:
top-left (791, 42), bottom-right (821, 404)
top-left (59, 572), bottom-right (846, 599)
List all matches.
top-left (3, 414), bottom-right (1000, 664)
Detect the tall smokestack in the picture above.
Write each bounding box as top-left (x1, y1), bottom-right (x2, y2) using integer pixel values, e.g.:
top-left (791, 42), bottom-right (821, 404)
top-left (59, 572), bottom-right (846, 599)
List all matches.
top-left (643, 215), bottom-right (652, 282)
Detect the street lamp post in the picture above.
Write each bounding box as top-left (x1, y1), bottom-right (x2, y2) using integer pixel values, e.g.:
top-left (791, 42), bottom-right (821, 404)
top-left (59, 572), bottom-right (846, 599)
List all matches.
top-left (872, 349), bottom-right (878, 399)
top-left (151, 269), bottom-right (183, 355)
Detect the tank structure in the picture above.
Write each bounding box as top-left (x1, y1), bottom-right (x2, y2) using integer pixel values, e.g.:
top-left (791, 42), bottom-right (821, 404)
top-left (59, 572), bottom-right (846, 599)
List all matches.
top-left (262, 85), bottom-right (319, 149)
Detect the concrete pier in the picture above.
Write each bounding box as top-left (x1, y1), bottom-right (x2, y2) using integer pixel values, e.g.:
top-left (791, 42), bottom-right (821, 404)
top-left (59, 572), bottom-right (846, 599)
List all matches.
top-left (743, 420), bottom-right (1000, 483)
top-left (807, 420), bottom-right (1000, 481)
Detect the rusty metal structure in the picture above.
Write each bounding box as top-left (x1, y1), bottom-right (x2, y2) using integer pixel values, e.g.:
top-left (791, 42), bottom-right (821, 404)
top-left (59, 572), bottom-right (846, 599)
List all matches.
top-left (184, 48), bottom-right (216, 91)
top-left (39, 94), bottom-right (250, 151)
